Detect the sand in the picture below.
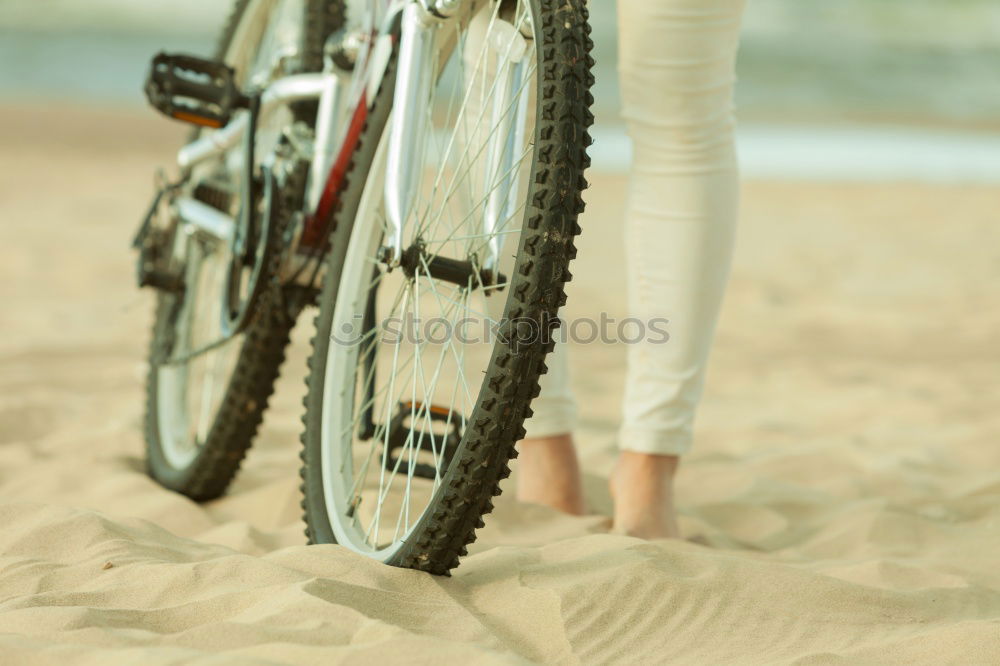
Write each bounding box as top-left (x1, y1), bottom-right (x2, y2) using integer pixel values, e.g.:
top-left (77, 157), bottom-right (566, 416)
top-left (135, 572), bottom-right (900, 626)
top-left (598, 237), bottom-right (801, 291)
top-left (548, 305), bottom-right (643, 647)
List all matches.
top-left (1, 103), bottom-right (999, 664)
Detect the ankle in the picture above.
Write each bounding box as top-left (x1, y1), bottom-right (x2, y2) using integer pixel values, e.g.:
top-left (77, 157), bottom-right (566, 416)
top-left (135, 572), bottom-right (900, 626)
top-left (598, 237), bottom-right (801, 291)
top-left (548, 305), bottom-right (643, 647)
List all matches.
top-left (610, 451), bottom-right (681, 539)
top-left (612, 451), bottom-right (679, 489)
top-left (520, 433), bottom-right (574, 451)
top-left (516, 434), bottom-right (586, 516)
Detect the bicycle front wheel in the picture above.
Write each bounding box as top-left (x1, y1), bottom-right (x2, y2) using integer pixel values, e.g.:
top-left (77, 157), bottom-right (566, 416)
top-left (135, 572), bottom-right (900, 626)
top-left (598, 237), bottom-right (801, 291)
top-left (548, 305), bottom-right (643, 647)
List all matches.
top-left (300, 0), bottom-right (593, 574)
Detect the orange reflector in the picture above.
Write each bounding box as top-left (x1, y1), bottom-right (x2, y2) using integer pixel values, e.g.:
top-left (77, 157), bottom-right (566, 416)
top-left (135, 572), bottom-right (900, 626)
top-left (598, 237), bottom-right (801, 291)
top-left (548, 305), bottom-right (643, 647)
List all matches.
top-left (171, 111), bottom-right (223, 128)
top-left (401, 401), bottom-right (452, 417)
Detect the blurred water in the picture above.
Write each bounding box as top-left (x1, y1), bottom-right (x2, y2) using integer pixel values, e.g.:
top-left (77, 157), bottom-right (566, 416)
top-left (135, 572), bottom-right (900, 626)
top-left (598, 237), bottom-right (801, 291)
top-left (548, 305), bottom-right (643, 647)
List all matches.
top-left (0, 28), bottom-right (214, 104)
top-left (3, 1), bottom-right (999, 180)
top-left (591, 124), bottom-right (1000, 183)
top-left (3, 0), bottom-right (999, 126)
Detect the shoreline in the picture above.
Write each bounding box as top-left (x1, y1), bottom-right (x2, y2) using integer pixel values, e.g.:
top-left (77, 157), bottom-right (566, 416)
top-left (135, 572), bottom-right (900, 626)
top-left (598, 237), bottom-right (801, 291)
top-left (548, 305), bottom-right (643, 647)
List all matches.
top-left (6, 101), bottom-right (999, 184)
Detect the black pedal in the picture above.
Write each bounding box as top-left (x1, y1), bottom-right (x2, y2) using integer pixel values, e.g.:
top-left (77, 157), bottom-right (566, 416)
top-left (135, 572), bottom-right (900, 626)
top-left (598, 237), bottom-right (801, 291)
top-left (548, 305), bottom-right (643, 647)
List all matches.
top-left (145, 52), bottom-right (249, 129)
top-left (383, 402), bottom-right (463, 480)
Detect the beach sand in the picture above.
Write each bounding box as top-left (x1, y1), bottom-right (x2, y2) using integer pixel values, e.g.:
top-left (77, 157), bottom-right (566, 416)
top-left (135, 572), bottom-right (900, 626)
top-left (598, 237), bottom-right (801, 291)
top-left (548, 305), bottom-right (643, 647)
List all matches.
top-left (2, 103), bottom-right (999, 664)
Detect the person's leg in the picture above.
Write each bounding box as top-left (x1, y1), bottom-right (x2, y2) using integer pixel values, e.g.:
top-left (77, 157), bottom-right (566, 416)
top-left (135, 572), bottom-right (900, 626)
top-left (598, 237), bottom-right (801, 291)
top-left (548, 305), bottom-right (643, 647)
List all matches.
top-left (614, 0), bottom-right (745, 537)
top-left (517, 341), bottom-right (586, 515)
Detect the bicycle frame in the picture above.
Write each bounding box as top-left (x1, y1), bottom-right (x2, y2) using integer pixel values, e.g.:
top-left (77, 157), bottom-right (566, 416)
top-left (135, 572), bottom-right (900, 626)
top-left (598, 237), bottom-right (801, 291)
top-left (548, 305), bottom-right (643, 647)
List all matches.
top-left (173, 0), bottom-right (522, 284)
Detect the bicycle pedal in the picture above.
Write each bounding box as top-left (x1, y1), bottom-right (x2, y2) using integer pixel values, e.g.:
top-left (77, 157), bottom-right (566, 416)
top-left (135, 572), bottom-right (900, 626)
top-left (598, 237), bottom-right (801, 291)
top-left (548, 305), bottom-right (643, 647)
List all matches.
top-left (144, 52), bottom-right (249, 129)
top-left (383, 401), bottom-right (463, 480)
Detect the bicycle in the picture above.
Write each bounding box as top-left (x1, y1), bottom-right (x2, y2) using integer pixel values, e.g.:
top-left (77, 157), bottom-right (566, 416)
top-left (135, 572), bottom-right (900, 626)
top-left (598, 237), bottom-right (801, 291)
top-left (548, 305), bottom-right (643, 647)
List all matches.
top-left (134, 0), bottom-right (593, 574)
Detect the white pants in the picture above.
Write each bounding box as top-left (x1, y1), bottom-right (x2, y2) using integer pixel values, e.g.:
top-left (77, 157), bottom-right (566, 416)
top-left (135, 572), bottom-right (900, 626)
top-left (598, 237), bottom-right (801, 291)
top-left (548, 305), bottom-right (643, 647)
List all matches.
top-left (524, 0), bottom-right (746, 456)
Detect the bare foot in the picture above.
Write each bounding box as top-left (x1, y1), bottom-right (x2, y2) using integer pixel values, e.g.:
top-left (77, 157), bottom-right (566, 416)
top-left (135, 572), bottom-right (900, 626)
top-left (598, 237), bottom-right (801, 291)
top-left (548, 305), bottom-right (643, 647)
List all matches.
top-left (515, 434), bottom-right (586, 515)
top-left (610, 451), bottom-right (681, 539)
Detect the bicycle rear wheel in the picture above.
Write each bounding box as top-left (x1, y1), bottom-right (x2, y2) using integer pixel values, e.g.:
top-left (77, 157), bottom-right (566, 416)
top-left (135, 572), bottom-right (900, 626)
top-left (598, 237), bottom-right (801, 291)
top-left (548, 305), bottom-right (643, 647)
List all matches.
top-left (300, 0), bottom-right (593, 574)
top-left (144, 0), bottom-right (343, 499)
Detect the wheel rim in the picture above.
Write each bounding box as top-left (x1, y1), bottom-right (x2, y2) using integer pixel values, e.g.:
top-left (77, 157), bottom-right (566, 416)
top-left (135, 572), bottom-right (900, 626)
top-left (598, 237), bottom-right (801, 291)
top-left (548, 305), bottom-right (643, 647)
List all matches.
top-left (157, 237), bottom-right (244, 468)
top-left (320, 1), bottom-right (540, 558)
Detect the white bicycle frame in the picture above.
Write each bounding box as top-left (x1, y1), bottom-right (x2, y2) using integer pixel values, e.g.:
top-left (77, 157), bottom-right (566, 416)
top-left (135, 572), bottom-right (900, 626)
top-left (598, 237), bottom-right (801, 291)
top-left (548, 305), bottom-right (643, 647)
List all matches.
top-left (172, 0), bottom-right (529, 283)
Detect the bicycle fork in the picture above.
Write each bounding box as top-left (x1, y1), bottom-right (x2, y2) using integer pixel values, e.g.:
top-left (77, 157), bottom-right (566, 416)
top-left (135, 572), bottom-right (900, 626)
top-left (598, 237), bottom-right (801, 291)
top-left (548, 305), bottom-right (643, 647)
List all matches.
top-left (381, 1), bottom-right (441, 267)
top-left (381, 0), bottom-right (530, 284)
